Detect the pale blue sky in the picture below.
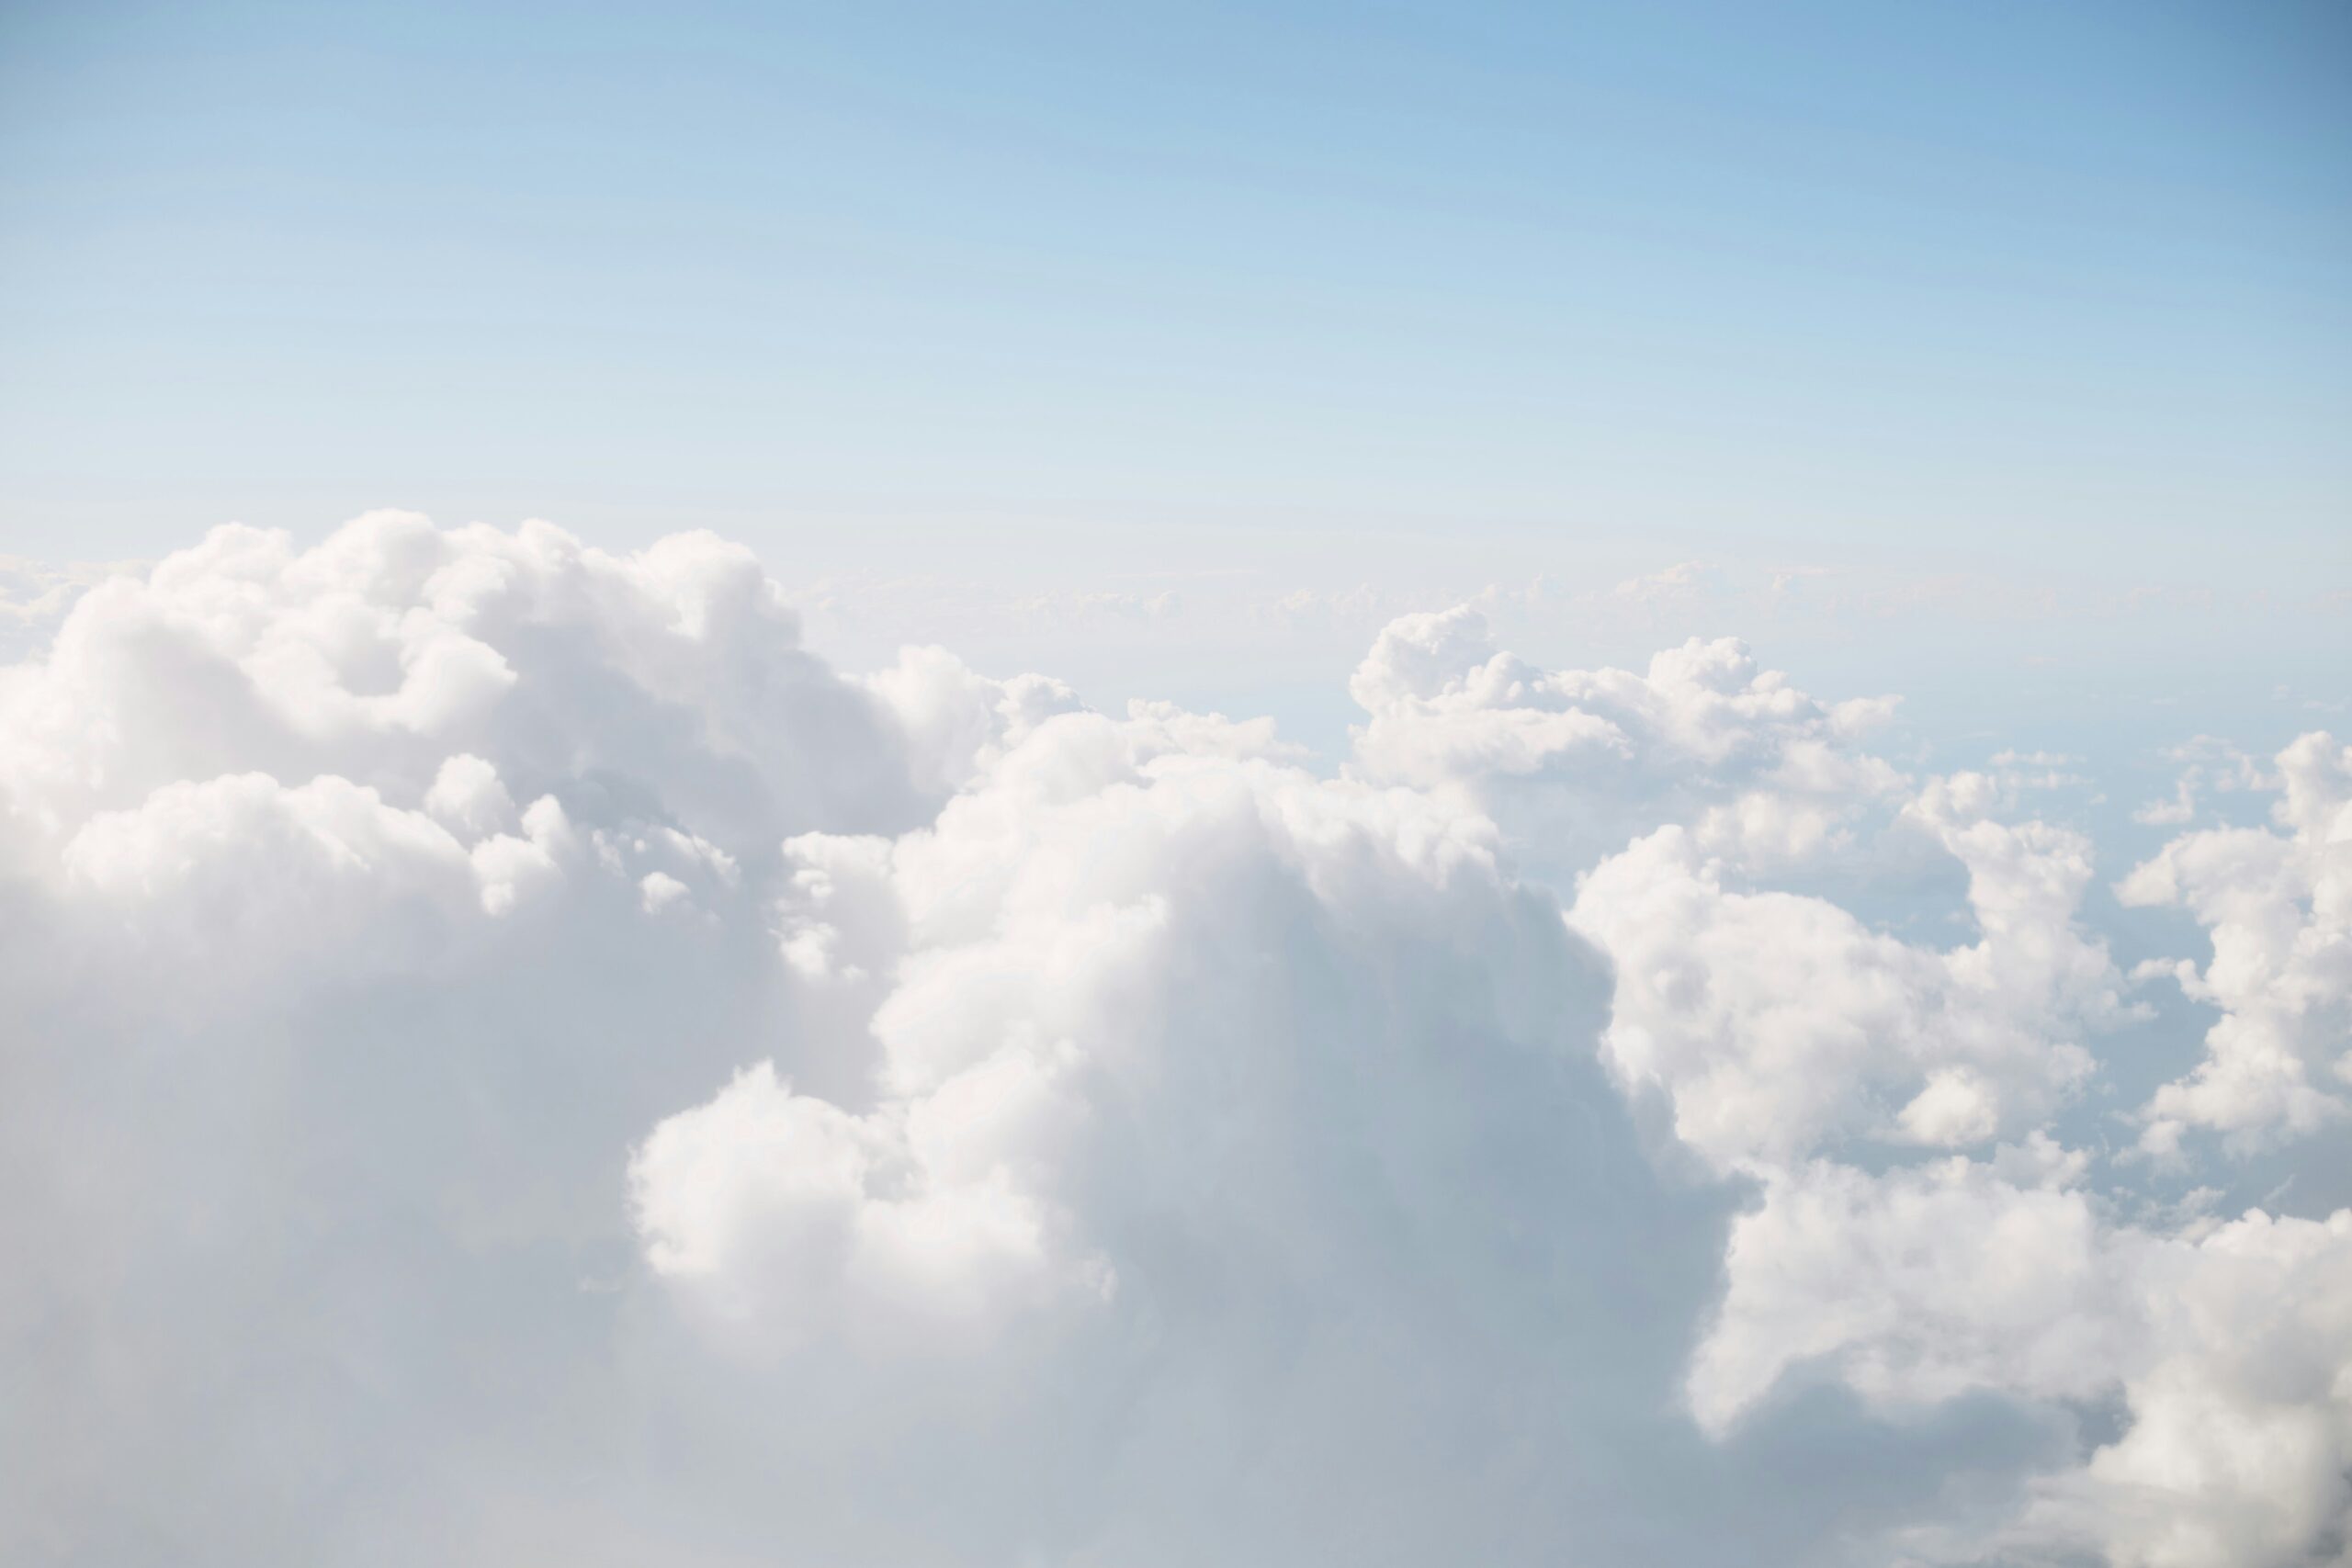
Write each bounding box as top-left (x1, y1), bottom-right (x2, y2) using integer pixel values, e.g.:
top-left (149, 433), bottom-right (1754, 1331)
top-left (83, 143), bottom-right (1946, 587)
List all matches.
top-left (2, 0), bottom-right (2346, 738)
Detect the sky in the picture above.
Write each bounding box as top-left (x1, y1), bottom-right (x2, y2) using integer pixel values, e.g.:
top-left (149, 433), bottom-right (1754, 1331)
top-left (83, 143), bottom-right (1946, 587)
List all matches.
top-left (3, 3), bottom-right (2347, 684)
top-left (2, 5), bottom-right (2350, 1566)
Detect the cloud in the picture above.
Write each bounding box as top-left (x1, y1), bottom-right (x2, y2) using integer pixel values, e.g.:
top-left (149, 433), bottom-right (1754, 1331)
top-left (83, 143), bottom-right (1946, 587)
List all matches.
top-left (1562, 773), bottom-right (2127, 1175)
top-left (1, 521), bottom-right (2345, 1567)
top-left (1611, 558), bottom-right (1718, 607)
top-left (629, 699), bottom-right (1622, 1351)
top-left (1697, 1156), bottom-right (2352, 1568)
top-left (0, 513), bottom-right (1063, 1561)
top-left (0, 553), bottom-right (144, 658)
top-left (1347, 605), bottom-right (1902, 881)
top-left (1348, 613), bottom-right (2125, 1176)
top-left (0, 512), bottom-right (961, 878)
top-left (2134, 779), bottom-right (2199, 826)
top-left (2120, 732), bottom-right (2352, 1155)
top-left (1564, 818), bottom-right (2102, 1172)
top-left (1689, 1148), bottom-right (2127, 1434)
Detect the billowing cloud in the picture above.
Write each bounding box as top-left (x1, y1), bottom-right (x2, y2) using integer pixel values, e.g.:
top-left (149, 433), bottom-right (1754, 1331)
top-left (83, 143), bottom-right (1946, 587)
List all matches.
top-left (628, 697), bottom-right (1635, 1349)
top-left (1696, 1156), bottom-right (2352, 1568)
top-left (1350, 610), bottom-right (2128, 1173)
top-left (2120, 732), bottom-right (2352, 1155)
top-left (0, 511), bottom-right (955, 880)
top-left (1, 516), bottom-right (2344, 1567)
top-left (1348, 605), bottom-right (1902, 880)
top-left (1565, 791), bottom-right (2121, 1173)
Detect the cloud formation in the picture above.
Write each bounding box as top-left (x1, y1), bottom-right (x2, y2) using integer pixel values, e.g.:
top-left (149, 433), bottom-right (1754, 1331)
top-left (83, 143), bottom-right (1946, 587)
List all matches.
top-left (2121, 732), bottom-right (2352, 1155)
top-left (2, 513), bottom-right (2345, 1567)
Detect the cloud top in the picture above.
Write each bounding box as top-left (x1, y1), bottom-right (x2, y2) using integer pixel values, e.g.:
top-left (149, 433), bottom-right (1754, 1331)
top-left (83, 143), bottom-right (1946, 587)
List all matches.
top-left (2, 513), bottom-right (2345, 1567)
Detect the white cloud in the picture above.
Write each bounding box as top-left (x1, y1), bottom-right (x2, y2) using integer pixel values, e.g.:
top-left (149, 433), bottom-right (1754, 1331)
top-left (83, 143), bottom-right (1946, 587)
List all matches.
top-left (639, 869), bottom-right (692, 914)
top-left (2039, 1207), bottom-right (2352, 1568)
top-left (1690, 1151), bottom-right (2131, 1433)
top-left (0, 512), bottom-right (1001, 882)
top-left (1347, 605), bottom-right (1902, 882)
top-left (2135, 777), bottom-right (2199, 827)
top-left (2, 531), bottom-right (2344, 1568)
top-left (2120, 732), bottom-right (2352, 1155)
top-left (1697, 1156), bottom-right (2352, 1568)
top-left (1611, 558), bottom-right (1717, 606)
top-left (1563, 795), bottom-right (2118, 1172)
top-left (424, 751), bottom-right (516, 837)
top-left (629, 1059), bottom-right (1080, 1348)
top-left (60, 770), bottom-right (482, 971)
top-left (631, 696), bottom-right (1586, 1348)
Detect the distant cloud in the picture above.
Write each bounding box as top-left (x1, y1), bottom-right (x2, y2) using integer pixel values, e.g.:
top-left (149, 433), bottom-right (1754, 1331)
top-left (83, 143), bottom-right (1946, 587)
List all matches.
top-left (1611, 558), bottom-right (1715, 606)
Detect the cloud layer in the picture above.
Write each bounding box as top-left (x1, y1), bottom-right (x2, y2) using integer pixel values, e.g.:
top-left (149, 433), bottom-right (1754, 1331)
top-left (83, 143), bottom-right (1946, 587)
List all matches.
top-left (2, 514), bottom-right (2346, 1566)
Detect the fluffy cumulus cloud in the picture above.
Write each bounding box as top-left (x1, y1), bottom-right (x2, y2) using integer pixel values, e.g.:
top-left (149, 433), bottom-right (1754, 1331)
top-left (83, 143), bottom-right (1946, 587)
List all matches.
top-left (1348, 604), bottom-right (1904, 878)
top-left (1563, 781), bottom-right (2129, 1173)
top-left (2, 513), bottom-right (2346, 1567)
top-left (1696, 1158), bottom-right (2352, 1568)
top-left (2120, 732), bottom-right (2352, 1156)
top-left (1351, 610), bottom-right (2127, 1172)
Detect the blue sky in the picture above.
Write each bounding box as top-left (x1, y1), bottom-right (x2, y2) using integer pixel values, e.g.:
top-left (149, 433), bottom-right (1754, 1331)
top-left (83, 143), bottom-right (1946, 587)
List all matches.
top-left (5, 0), bottom-right (2347, 569)
top-left (6, 1), bottom-right (2346, 753)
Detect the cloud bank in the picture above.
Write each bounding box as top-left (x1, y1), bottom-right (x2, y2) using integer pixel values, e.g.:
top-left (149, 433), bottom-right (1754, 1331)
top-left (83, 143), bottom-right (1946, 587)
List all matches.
top-left (2, 513), bottom-right (2346, 1566)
